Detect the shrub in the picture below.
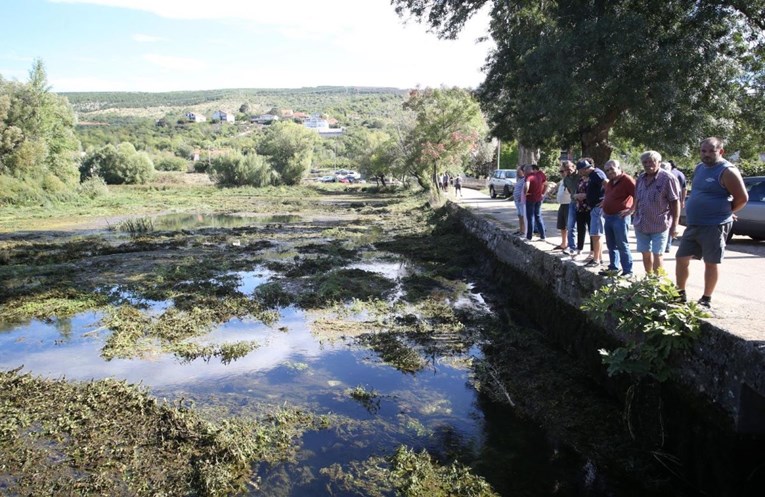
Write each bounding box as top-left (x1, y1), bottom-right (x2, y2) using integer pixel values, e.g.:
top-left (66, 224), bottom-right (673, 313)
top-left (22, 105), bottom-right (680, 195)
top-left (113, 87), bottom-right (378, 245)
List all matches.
top-left (209, 152), bottom-right (277, 187)
top-left (736, 158), bottom-right (765, 178)
top-left (77, 176), bottom-right (109, 199)
top-left (81, 142), bottom-right (155, 185)
top-left (155, 156), bottom-right (189, 172)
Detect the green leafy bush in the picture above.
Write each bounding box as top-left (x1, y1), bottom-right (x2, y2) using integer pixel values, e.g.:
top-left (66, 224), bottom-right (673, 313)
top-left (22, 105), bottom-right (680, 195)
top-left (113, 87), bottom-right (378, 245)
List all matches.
top-left (209, 151), bottom-right (277, 187)
top-left (80, 142), bottom-right (155, 184)
top-left (76, 175), bottom-right (109, 199)
top-left (582, 273), bottom-right (708, 382)
top-left (155, 155), bottom-right (189, 172)
top-left (736, 158), bottom-right (765, 178)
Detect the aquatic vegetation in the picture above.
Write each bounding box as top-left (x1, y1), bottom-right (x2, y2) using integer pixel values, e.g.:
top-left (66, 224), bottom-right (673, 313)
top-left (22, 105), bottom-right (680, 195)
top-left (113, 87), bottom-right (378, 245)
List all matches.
top-left (0, 288), bottom-right (110, 325)
top-left (0, 369), bottom-right (324, 496)
top-left (347, 385), bottom-right (382, 414)
top-left (297, 268), bottom-right (397, 309)
top-left (116, 216), bottom-right (154, 236)
top-left (321, 445), bottom-right (499, 497)
top-left (171, 340), bottom-right (261, 365)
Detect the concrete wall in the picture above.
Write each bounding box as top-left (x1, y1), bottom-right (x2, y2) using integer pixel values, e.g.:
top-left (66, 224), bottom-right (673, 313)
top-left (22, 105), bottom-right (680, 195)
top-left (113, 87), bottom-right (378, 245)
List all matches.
top-left (446, 201), bottom-right (765, 435)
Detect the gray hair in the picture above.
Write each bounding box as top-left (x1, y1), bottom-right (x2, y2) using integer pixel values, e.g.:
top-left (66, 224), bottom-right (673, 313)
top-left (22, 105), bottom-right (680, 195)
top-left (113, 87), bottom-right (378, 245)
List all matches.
top-left (640, 150), bottom-right (662, 163)
top-left (604, 159), bottom-right (620, 170)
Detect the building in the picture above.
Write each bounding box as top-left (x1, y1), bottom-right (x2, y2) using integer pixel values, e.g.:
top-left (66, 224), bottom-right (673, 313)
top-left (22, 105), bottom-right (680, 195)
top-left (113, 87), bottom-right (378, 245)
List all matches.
top-left (211, 110), bottom-right (235, 123)
top-left (185, 112), bottom-right (207, 123)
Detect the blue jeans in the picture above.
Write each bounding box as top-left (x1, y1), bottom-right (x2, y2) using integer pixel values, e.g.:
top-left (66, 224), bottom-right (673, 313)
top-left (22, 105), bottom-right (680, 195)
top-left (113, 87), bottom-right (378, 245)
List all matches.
top-left (604, 214), bottom-right (632, 273)
top-left (566, 202), bottom-right (577, 249)
top-left (526, 200), bottom-right (545, 239)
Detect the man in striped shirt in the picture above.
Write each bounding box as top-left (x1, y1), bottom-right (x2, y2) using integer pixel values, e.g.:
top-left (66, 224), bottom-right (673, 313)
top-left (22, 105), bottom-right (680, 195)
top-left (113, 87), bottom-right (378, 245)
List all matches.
top-left (631, 151), bottom-right (681, 274)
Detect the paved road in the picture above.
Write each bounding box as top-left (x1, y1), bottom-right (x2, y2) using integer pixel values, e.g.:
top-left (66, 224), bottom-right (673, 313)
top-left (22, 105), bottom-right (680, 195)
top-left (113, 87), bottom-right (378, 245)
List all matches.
top-left (454, 187), bottom-right (765, 342)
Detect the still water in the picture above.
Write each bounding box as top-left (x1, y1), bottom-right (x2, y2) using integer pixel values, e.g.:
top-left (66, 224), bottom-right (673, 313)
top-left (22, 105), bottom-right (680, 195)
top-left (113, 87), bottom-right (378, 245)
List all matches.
top-left (0, 267), bottom-right (606, 496)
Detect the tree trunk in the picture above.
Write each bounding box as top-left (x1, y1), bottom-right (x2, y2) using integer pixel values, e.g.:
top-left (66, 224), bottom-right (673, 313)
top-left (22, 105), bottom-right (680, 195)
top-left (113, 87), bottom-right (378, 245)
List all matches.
top-left (518, 145), bottom-right (540, 166)
top-left (580, 112), bottom-right (619, 167)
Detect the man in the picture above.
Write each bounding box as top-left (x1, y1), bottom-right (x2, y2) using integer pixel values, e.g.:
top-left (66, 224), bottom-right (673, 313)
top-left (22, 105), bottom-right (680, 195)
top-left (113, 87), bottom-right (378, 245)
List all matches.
top-left (675, 137), bottom-right (748, 308)
top-left (524, 163), bottom-right (547, 241)
top-left (573, 158), bottom-right (607, 267)
top-left (665, 160), bottom-right (687, 253)
top-left (632, 151), bottom-right (680, 274)
top-left (553, 161), bottom-right (575, 250)
top-left (561, 160), bottom-right (579, 255)
top-left (512, 165), bottom-right (527, 236)
top-left (599, 160), bottom-right (635, 276)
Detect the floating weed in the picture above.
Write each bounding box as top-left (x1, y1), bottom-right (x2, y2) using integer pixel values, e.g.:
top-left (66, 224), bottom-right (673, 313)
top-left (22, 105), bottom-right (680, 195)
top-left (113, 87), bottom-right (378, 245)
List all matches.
top-left (347, 385), bottom-right (382, 415)
top-left (0, 288), bottom-right (110, 325)
top-left (297, 269), bottom-right (396, 309)
top-left (359, 333), bottom-right (427, 374)
top-left (117, 217), bottom-right (154, 236)
top-left (171, 340), bottom-right (261, 365)
top-left (0, 369), bottom-right (326, 496)
top-left (321, 445), bottom-right (499, 497)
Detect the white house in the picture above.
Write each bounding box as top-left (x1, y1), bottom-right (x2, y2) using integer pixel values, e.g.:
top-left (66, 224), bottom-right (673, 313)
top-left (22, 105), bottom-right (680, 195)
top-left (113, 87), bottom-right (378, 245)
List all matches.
top-left (304, 114), bottom-right (330, 131)
top-left (212, 110), bottom-right (235, 123)
top-left (251, 114), bottom-right (280, 124)
top-left (185, 112), bottom-right (206, 123)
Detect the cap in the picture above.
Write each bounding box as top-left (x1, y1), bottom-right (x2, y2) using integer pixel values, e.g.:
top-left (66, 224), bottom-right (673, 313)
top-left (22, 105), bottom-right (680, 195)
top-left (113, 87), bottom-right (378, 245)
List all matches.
top-left (576, 159), bottom-right (592, 170)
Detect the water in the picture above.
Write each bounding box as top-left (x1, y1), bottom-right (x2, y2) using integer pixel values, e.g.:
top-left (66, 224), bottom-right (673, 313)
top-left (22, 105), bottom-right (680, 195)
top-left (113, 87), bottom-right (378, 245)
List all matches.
top-left (0, 267), bottom-right (607, 496)
top-left (149, 213), bottom-right (302, 231)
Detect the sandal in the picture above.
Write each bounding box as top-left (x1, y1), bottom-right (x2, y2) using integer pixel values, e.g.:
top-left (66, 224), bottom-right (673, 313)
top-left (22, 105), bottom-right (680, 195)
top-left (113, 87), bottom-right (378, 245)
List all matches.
top-left (551, 245), bottom-right (566, 251)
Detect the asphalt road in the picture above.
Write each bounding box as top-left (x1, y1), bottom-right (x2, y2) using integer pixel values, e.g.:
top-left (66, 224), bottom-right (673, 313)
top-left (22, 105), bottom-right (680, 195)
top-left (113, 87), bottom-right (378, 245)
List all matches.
top-left (454, 187), bottom-right (765, 342)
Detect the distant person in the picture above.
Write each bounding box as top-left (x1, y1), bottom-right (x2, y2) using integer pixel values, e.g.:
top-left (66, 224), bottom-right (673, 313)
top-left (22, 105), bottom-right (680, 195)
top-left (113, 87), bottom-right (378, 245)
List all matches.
top-left (524, 163), bottom-right (547, 241)
top-left (512, 165), bottom-right (527, 236)
top-left (553, 161), bottom-right (574, 250)
top-left (441, 172), bottom-right (450, 192)
top-left (675, 137), bottom-right (748, 308)
top-left (561, 160), bottom-right (579, 255)
top-left (632, 151), bottom-right (680, 274)
top-left (574, 158), bottom-right (607, 267)
top-left (665, 160), bottom-right (687, 253)
top-left (454, 174), bottom-right (463, 197)
top-left (600, 160), bottom-right (635, 277)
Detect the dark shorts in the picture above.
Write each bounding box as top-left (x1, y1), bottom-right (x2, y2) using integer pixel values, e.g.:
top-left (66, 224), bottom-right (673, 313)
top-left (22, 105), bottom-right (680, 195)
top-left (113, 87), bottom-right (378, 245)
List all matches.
top-left (557, 204), bottom-right (570, 230)
top-left (676, 223), bottom-right (732, 264)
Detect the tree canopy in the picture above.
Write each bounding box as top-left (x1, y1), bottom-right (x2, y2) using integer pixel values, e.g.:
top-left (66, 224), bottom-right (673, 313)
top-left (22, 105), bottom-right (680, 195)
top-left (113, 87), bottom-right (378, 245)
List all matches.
top-left (1, 60), bottom-right (81, 203)
top-left (392, 0), bottom-right (765, 165)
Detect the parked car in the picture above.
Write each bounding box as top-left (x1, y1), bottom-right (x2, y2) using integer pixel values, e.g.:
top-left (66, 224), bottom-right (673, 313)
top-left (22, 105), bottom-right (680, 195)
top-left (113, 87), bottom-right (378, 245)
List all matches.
top-left (487, 169), bottom-right (518, 198)
top-left (680, 176), bottom-right (765, 241)
top-left (318, 175), bottom-right (337, 183)
top-left (731, 176), bottom-right (765, 241)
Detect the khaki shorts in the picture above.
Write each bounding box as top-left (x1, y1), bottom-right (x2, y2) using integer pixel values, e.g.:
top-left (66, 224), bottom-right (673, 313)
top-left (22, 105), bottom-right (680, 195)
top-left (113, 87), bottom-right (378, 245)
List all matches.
top-left (676, 223), bottom-right (732, 264)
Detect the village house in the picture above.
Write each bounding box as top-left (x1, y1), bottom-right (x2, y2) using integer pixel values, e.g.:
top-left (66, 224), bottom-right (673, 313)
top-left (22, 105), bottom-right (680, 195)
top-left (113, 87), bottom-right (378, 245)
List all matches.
top-left (211, 110), bottom-right (235, 123)
top-left (185, 112), bottom-right (206, 123)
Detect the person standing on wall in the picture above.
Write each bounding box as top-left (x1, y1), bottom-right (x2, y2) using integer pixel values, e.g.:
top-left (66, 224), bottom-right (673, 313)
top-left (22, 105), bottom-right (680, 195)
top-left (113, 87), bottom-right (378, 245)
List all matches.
top-left (675, 137), bottom-right (748, 309)
top-left (631, 151), bottom-right (680, 274)
top-left (599, 160), bottom-right (635, 277)
top-left (573, 158), bottom-right (607, 267)
top-left (524, 163), bottom-right (547, 241)
top-left (552, 161), bottom-right (575, 251)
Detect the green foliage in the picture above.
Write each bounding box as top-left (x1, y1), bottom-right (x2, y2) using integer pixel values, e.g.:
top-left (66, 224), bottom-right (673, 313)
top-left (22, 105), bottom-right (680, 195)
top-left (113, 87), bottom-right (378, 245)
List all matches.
top-left (258, 121), bottom-right (317, 185)
top-left (76, 175), bottom-right (110, 199)
top-left (736, 158), bottom-right (765, 177)
top-left (81, 142), bottom-right (155, 184)
top-left (581, 273), bottom-right (709, 382)
top-left (393, 1), bottom-right (765, 166)
top-left (402, 87), bottom-right (489, 192)
top-left (0, 59), bottom-right (81, 204)
top-left (209, 151), bottom-right (277, 187)
top-left (154, 154), bottom-right (189, 172)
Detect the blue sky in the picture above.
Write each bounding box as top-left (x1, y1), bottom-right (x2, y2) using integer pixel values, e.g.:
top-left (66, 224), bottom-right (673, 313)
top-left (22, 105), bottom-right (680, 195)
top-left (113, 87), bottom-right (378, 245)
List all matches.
top-left (0, 0), bottom-right (493, 92)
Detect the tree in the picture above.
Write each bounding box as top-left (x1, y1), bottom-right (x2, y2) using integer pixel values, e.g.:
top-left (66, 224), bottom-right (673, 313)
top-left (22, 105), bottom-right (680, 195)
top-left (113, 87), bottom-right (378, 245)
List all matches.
top-left (345, 128), bottom-right (402, 186)
top-left (401, 87), bottom-right (488, 192)
top-left (1, 59), bottom-right (80, 202)
top-left (258, 121), bottom-right (317, 185)
top-left (392, 1), bottom-right (765, 166)
top-left (209, 151), bottom-right (276, 187)
top-left (81, 142), bottom-right (155, 184)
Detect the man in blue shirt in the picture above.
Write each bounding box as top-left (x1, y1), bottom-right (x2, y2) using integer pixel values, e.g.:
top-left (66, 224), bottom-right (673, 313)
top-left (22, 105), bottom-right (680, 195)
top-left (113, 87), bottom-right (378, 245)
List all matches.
top-left (675, 137), bottom-right (748, 308)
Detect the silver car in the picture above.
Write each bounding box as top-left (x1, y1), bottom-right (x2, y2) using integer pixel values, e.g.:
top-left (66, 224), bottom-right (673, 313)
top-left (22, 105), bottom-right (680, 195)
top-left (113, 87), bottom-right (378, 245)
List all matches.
top-left (731, 176), bottom-right (765, 241)
top-left (487, 169), bottom-right (517, 198)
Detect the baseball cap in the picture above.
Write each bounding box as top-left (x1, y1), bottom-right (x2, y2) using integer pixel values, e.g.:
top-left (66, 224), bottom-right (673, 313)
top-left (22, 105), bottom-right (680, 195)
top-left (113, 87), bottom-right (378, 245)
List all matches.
top-left (576, 159), bottom-right (592, 170)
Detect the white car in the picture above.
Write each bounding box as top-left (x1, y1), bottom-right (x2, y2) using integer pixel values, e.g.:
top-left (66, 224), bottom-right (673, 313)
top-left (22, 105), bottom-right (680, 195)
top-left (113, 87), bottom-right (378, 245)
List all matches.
top-left (487, 169), bottom-right (517, 198)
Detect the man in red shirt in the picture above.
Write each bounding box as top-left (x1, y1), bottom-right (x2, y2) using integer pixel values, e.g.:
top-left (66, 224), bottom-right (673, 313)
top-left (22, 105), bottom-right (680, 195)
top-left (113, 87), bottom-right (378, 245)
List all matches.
top-left (524, 163), bottom-right (548, 240)
top-left (600, 160), bottom-right (635, 276)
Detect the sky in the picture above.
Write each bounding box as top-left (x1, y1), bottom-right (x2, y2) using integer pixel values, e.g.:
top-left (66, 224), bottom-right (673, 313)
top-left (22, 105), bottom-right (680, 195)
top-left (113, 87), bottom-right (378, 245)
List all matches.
top-left (0, 0), bottom-right (494, 93)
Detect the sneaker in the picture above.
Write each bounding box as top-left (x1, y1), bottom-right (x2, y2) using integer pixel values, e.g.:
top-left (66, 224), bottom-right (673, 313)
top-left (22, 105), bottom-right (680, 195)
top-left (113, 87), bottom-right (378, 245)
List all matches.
top-left (697, 296), bottom-right (712, 309)
top-left (598, 268), bottom-right (618, 276)
top-left (620, 271), bottom-right (633, 278)
top-left (585, 259), bottom-right (601, 268)
top-left (675, 289), bottom-right (687, 303)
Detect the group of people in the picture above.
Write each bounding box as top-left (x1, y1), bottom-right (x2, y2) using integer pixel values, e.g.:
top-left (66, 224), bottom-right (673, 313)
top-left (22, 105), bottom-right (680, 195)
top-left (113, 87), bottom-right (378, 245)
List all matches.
top-left (542, 137), bottom-right (749, 308)
top-left (439, 172), bottom-right (463, 197)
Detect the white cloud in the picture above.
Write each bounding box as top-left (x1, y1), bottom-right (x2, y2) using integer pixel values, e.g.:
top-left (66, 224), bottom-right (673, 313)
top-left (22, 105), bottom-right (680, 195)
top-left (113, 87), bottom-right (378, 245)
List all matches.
top-left (143, 53), bottom-right (207, 71)
top-left (132, 33), bottom-right (165, 43)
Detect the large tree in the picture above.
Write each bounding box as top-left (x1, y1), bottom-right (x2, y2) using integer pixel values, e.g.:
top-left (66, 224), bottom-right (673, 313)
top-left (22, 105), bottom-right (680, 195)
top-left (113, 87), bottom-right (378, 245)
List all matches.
top-left (392, 1), bottom-right (765, 166)
top-left (1, 60), bottom-right (81, 200)
top-left (402, 87), bottom-right (488, 192)
top-left (258, 121), bottom-right (317, 185)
